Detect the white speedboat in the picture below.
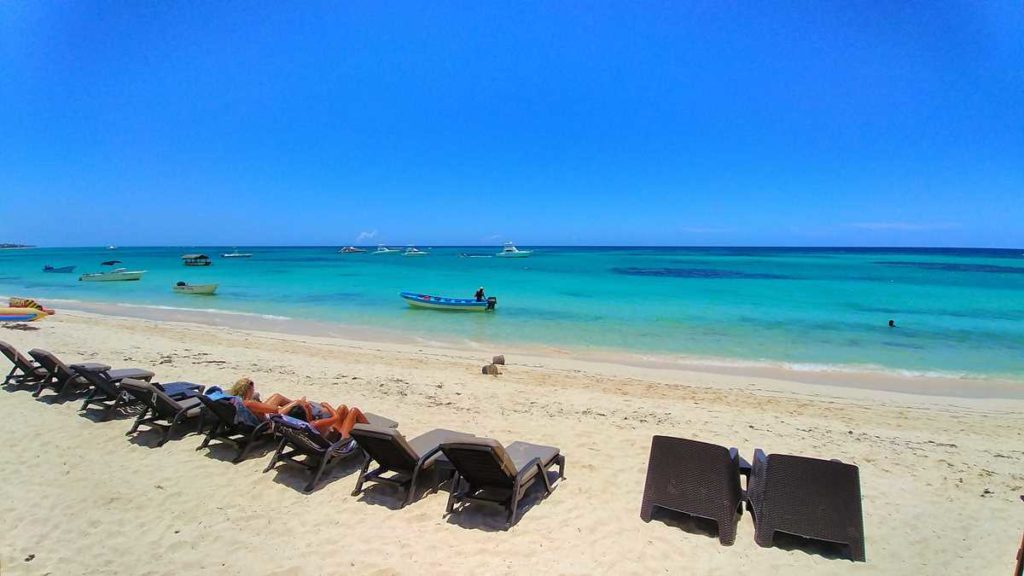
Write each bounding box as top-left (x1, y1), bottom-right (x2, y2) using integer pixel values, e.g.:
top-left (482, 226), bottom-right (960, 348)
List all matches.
top-left (373, 245), bottom-right (402, 255)
top-left (106, 245), bottom-right (117, 250)
top-left (221, 250), bottom-right (252, 258)
top-left (496, 242), bottom-right (532, 258)
top-left (173, 282), bottom-right (218, 295)
top-left (339, 246), bottom-right (367, 254)
top-left (402, 247), bottom-right (428, 257)
top-left (79, 268), bottom-right (145, 282)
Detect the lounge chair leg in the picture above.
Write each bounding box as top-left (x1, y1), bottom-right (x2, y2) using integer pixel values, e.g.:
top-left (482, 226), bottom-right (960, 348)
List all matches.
top-left (403, 466), bottom-right (422, 507)
top-left (80, 389), bottom-right (98, 412)
top-left (444, 473), bottom-right (461, 516)
top-left (4, 365), bottom-right (15, 386)
top-left (128, 408), bottom-right (148, 435)
top-left (507, 495), bottom-right (520, 528)
top-left (157, 425), bottom-right (172, 447)
top-left (306, 456), bottom-right (329, 492)
top-left (263, 438), bottom-right (287, 473)
top-left (352, 454), bottom-right (372, 496)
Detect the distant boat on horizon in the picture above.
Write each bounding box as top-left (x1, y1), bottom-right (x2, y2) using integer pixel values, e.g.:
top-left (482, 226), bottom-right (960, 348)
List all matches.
top-left (495, 242), bottom-right (532, 258)
top-left (43, 265), bottom-right (76, 273)
top-left (221, 249), bottom-right (253, 258)
top-left (402, 247), bottom-right (428, 257)
top-left (106, 245), bottom-right (117, 250)
top-left (338, 246), bottom-right (367, 254)
top-left (373, 245), bottom-right (402, 255)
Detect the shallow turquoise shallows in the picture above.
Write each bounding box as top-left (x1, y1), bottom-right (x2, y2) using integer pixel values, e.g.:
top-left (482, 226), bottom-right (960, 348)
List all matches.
top-left (2, 246), bottom-right (1023, 378)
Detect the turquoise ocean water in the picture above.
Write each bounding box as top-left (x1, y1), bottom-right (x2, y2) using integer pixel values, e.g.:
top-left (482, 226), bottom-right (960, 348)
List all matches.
top-left (1, 246), bottom-right (1022, 378)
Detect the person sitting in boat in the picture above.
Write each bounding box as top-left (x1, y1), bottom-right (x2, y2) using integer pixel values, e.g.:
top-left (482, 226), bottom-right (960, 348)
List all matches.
top-left (475, 286), bottom-right (486, 302)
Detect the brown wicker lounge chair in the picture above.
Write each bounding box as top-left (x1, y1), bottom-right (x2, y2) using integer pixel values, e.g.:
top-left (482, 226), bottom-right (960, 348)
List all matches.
top-left (195, 394), bottom-right (274, 462)
top-left (0, 340), bottom-right (48, 387)
top-left (76, 363), bottom-right (156, 420)
top-left (747, 449), bottom-right (866, 561)
top-left (440, 437), bottom-right (565, 528)
top-left (119, 378), bottom-right (207, 446)
top-left (639, 435), bottom-right (747, 545)
top-left (29, 348), bottom-right (154, 399)
top-left (350, 425), bottom-right (475, 506)
top-left (264, 412), bottom-right (398, 492)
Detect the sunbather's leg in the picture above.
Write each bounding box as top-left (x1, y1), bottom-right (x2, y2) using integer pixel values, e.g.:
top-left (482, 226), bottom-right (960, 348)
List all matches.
top-left (262, 393), bottom-right (292, 409)
top-left (337, 406), bottom-right (369, 437)
top-left (312, 403), bottom-right (345, 437)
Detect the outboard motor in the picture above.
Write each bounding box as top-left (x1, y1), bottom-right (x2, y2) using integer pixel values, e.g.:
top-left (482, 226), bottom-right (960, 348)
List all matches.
top-left (486, 297), bottom-right (497, 311)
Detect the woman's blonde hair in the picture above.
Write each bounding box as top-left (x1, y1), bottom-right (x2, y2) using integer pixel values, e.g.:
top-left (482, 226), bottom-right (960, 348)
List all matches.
top-left (228, 377), bottom-right (254, 398)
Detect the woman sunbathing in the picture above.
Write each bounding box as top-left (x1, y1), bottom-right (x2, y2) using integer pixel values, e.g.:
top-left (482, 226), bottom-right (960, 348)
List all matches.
top-left (226, 377), bottom-right (294, 418)
top-left (279, 398), bottom-right (369, 438)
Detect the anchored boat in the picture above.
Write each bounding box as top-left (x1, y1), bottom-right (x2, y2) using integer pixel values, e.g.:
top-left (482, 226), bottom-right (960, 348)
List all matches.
top-left (79, 268), bottom-right (145, 282)
top-left (400, 292), bottom-right (496, 311)
top-left (43, 265), bottom-right (76, 273)
top-left (173, 282), bottom-right (218, 295)
top-left (182, 254), bottom-right (212, 266)
top-left (495, 242), bottom-right (532, 258)
top-left (402, 247), bottom-right (428, 257)
top-left (373, 245), bottom-right (402, 255)
top-left (221, 250), bottom-right (253, 258)
top-left (339, 246), bottom-right (367, 254)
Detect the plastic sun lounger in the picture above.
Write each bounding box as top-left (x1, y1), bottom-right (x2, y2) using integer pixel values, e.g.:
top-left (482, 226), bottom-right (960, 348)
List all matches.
top-left (28, 348), bottom-right (154, 399)
top-left (195, 394), bottom-right (275, 462)
top-left (119, 378), bottom-right (208, 446)
top-left (440, 437), bottom-right (565, 528)
top-left (747, 449), bottom-right (866, 562)
top-left (349, 425), bottom-right (476, 506)
top-left (0, 340), bottom-right (48, 387)
top-left (264, 411), bottom-right (398, 492)
top-left (75, 363), bottom-right (157, 420)
top-left (639, 435), bottom-right (748, 546)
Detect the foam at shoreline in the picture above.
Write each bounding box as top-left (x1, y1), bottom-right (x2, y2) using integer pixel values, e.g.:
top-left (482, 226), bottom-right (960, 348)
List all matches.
top-left (30, 296), bottom-right (1024, 399)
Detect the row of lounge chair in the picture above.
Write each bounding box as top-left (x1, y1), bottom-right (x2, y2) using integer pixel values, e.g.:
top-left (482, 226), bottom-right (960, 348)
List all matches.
top-left (1, 340), bottom-right (566, 528)
top-left (641, 435), bottom-right (866, 561)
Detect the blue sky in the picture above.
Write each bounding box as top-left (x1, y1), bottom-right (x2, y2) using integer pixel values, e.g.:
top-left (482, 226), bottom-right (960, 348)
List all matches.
top-left (1, 2), bottom-right (1021, 247)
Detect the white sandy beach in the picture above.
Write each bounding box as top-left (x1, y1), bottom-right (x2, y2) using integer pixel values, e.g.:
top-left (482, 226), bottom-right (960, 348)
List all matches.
top-left (1, 309), bottom-right (1022, 575)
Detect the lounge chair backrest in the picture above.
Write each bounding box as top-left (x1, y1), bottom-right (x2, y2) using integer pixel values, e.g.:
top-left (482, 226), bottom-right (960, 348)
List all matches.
top-left (750, 452), bottom-right (864, 560)
top-left (0, 340), bottom-right (35, 372)
top-left (120, 378), bottom-right (182, 416)
top-left (196, 395), bottom-right (239, 427)
top-left (441, 438), bottom-right (518, 487)
top-left (350, 424), bottom-right (419, 471)
top-left (271, 415), bottom-right (331, 451)
top-left (28, 349), bottom-right (75, 382)
top-left (75, 366), bottom-right (121, 397)
top-left (642, 436), bottom-right (741, 516)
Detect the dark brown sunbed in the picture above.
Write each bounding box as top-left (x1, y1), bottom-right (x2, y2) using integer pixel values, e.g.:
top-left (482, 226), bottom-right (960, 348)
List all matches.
top-left (440, 437), bottom-right (565, 528)
top-left (119, 378), bottom-right (207, 446)
top-left (28, 348), bottom-right (154, 399)
top-left (747, 449), bottom-right (866, 561)
top-left (350, 425), bottom-right (475, 506)
top-left (195, 394), bottom-right (274, 462)
top-left (76, 363), bottom-right (156, 420)
top-left (264, 412), bottom-right (398, 492)
top-left (640, 435), bottom-right (747, 545)
top-left (0, 340), bottom-right (48, 387)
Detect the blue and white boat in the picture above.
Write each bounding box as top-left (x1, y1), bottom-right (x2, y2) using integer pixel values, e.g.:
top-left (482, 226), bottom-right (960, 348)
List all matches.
top-left (400, 292), bottom-right (496, 311)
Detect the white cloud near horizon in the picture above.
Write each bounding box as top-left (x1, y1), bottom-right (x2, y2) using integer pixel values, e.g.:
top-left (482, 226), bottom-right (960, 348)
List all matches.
top-left (848, 222), bottom-right (961, 231)
top-left (356, 229), bottom-right (378, 242)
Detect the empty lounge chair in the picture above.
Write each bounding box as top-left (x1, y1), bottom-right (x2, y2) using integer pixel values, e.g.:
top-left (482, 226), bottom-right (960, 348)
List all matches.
top-left (195, 394), bottom-right (274, 462)
top-left (0, 340), bottom-right (48, 387)
top-left (28, 348), bottom-right (154, 399)
top-left (440, 437), bottom-right (565, 528)
top-left (639, 435), bottom-right (747, 545)
top-left (747, 449), bottom-right (866, 561)
top-left (263, 408), bottom-right (398, 492)
top-left (76, 363), bottom-right (156, 420)
top-left (119, 378), bottom-right (207, 446)
top-left (350, 425), bottom-right (475, 506)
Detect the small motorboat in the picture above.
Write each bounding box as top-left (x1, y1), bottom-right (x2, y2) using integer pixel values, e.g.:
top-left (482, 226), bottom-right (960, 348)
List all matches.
top-left (79, 268), bottom-right (145, 282)
top-left (221, 250), bottom-right (253, 258)
top-left (373, 245), bottom-right (402, 255)
top-left (101, 260), bottom-right (122, 266)
top-left (106, 245), bottom-right (117, 250)
top-left (339, 246), bottom-right (367, 254)
top-left (0, 307), bottom-right (48, 322)
top-left (43, 265), bottom-right (76, 273)
top-left (496, 242), bottom-right (532, 258)
top-left (402, 247), bottom-right (428, 257)
top-left (400, 292), bottom-right (496, 311)
top-left (173, 281), bottom-right (218, 295)
top-left (182, 254), bottom-right (212, 266)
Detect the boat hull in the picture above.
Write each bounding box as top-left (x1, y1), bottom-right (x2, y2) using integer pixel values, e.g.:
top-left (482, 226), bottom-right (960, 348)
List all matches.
top-left (221, 253), bottom-right (252, 258)
top-left (495, 252), bottom-right (532, 258)
top-left (0, 307), bottom-right (47, 322)
top-left (79, 270), bottom-right (145, 282)
top-left (43, 266), bottom-right (76, 273)
top-left (400, 292), bottom-right (492, 311)
top-left (173, 284), bottom-right (218, 295)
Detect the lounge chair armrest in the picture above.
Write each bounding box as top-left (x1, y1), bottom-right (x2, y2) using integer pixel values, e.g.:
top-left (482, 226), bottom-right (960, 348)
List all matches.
top-left (515, 457), bottom-right (544, 481)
